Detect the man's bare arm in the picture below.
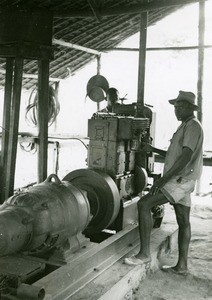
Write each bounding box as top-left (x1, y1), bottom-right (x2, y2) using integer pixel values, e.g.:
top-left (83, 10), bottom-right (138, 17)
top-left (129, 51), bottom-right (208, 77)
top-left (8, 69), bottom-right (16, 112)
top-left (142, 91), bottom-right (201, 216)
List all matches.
top-left (150, 147), bottom-right (193, 195)
top-left (141, 143), bottom-right (166, 157)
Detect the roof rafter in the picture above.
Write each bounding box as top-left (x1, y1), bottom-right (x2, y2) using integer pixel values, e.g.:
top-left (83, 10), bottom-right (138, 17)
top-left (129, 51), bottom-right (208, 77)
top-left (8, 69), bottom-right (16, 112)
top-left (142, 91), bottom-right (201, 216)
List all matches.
top-left (53, 38), bottom-right (101, 56)
top-left (87, 0), bottom-right (102, 22)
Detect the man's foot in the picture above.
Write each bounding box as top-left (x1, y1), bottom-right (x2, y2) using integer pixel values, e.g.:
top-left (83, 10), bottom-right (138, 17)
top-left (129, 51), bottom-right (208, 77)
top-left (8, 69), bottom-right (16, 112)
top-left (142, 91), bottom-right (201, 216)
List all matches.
top-left (124, 255), bottom-right (151, 266)
top-left (161, 265), bottom-right (188, 276)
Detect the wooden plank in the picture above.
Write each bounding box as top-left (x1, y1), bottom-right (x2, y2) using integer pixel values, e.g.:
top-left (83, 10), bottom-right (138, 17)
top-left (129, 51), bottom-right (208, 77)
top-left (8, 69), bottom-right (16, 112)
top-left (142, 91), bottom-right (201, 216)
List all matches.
top-left (4, 57), bottom-right (23, 199)
top-left (155, 154), bottom-right (212, 167)
top-left (33, 224), bottom-right (140, 299)
top-left (0, 58), bottom-right (14, 203)
top-left (33, 222), bottom-right (178, 300)
top-left (37, 59), bottom-right (50, 183)
top-left (98, 229), bottom-right (178, 300)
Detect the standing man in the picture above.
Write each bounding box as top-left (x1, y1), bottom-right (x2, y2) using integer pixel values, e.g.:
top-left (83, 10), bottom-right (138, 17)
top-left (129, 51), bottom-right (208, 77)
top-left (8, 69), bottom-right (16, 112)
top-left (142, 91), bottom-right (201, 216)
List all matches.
top-left (124, 91), bottom-right (203, 275)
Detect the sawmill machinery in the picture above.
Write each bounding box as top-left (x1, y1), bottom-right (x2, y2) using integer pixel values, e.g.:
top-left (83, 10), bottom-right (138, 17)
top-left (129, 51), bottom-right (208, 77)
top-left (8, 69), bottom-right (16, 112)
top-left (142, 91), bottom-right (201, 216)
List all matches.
top-left (0, 104), bottom-right (164, 300)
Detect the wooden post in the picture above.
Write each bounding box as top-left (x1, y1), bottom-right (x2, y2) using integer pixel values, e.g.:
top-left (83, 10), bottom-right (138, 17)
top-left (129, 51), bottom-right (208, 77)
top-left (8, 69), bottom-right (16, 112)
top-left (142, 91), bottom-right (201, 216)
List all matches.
top-left (4, 57), bottom-right (24, 199)
top-left (197, 1), bottom-right (205, 123)
top-left (37, 59), bottom-right (50, 183)
top-left (97, 55), bottom-right (101, 111)
top-left (136, 10), bottom-right (148, 116)
top-left (0, 58), bottom-right (14, 203)
top-left (196, 1), bottom-right (205, 195)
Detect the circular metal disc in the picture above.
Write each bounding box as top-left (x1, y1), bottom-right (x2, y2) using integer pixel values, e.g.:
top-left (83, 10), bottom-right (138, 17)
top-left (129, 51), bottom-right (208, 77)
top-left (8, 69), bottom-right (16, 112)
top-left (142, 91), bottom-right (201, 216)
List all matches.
top-left (134, 166), bottom-right (148, 194)
top-left (86, 75), bottom-right (109, 95)
top-left (87, 86), bottom-right (106, 102)
top-left (63, 168), bottom-right (120, 235)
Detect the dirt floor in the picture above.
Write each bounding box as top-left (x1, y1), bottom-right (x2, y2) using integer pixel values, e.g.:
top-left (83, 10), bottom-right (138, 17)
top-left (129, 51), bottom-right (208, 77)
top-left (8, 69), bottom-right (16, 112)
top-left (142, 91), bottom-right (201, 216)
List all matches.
top-left (132, 195), bottom-right (212, 300)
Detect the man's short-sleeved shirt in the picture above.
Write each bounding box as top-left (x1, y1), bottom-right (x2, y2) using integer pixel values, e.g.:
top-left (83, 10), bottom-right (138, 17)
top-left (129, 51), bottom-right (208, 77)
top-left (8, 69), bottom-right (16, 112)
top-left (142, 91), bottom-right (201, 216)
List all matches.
top-left (163, 116), bottom-right (203, 180)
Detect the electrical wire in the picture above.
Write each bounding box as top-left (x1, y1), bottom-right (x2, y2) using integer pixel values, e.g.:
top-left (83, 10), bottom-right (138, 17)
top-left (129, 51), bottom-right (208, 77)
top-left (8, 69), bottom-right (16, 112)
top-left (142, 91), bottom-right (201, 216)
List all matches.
top-left (25, 85), bottom-right (60, 128)
top-left (48, 136), bottom-right (88, 149)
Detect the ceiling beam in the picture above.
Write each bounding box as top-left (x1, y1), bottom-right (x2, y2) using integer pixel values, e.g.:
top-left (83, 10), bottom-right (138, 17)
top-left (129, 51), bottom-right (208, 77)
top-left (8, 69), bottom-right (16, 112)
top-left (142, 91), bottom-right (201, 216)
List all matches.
top-left (102, 44), bottom-right (212, 52)
top-left (53, 38), bottom-right (101, 55)
top-left (0, 68), bottom-right (61, 82)
top-left (53, 0), bottom-right (207, 18)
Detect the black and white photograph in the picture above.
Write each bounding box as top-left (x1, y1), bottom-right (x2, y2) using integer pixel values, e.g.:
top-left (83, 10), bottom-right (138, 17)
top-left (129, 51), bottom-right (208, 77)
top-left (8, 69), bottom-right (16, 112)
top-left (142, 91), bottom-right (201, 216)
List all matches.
top-left (0, 1), bottom-right (211, 299)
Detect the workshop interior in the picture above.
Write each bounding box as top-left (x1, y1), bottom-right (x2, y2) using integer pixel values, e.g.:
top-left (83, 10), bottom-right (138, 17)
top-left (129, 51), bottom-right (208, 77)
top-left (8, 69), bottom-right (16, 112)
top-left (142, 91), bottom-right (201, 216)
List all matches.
top-left (0, 1), bottom-right (210, 299)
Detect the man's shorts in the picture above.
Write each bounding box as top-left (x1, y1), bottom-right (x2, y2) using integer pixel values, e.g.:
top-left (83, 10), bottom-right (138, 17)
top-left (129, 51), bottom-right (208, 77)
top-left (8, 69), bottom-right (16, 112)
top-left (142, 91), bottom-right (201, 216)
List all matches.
top-left (160, 177), bottom-right (196, 207)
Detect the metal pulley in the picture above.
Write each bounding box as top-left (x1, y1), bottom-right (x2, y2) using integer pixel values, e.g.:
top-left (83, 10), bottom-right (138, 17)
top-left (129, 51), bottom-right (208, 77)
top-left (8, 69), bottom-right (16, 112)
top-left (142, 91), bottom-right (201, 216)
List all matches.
top-left (63, 168), bottom-right (120, 236)
top-left (134, 166), bottom-right (148, 194)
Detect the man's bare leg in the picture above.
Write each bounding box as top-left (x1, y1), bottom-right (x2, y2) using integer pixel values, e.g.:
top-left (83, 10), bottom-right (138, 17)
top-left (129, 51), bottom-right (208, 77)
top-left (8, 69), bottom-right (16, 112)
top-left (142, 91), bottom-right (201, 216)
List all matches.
top-left (173, 203), bottom-right (191, 271)
top-left (124, 192), bottom-right (167, 265)
top-left (136, 192), bottom-right (168, 262)
top-left (161, 203), bottom-right (190, 275)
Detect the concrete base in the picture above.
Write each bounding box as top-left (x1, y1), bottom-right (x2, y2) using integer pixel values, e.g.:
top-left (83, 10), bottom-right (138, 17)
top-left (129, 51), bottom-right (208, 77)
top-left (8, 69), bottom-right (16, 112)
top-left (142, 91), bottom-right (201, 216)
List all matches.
top-left (70, 218), bottom-right (178, 300)
top-left (36, 206), bottom-right (178, 300)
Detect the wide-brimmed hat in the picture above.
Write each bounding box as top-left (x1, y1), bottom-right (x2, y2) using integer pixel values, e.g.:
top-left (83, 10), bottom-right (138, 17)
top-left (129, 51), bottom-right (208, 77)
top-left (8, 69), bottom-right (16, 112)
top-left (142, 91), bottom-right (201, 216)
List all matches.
top-left (169, 90), bottom-right (199, 110)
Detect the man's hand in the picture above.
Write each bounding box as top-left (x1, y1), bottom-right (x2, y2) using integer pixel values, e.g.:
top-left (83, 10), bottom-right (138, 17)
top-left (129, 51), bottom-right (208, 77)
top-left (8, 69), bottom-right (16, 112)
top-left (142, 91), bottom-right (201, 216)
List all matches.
top-left (149, 177), bottom-right (167, 195)
top-left (141, 143), bottom-right (154, 153)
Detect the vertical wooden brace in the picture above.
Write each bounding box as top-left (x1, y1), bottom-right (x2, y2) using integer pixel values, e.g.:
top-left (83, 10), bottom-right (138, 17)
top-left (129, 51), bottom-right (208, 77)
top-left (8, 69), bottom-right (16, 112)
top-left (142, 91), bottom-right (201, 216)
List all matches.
top-left (37, 59), bottom-right (50, 183)
top-left (97, 54), bottom-right (101, 111)
top-left (4, 57), bottom-right (24, 199)
top-left (0, 58), bottom-right (14, 203)
top-left (197, 1), bottom-right (205, 123)
top-left (137, 11), bottom-right (148, 115)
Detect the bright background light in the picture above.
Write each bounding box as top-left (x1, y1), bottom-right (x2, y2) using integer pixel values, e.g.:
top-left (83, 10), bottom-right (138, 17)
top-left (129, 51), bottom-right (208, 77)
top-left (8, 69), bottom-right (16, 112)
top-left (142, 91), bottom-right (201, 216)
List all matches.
top-left (0, 2), bottom-right (212, 191)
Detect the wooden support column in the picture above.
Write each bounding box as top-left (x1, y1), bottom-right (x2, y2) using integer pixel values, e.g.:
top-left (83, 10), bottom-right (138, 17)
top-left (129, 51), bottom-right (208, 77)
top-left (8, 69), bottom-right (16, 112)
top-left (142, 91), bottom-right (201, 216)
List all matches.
top-left (0, 58), bottom-right (14, 203)
top-left (3, 57), bottom-right (24, 199)
top-left (136, 9), bottom-right (148, 116)
top-left (37, 59), bottom-right (50, 183)
top-left (96, 55), bottom-right (101, 111)
top-left (195, 1), bottom-right (205, 195)
top-left (197, 1), bottom-right (205, 123)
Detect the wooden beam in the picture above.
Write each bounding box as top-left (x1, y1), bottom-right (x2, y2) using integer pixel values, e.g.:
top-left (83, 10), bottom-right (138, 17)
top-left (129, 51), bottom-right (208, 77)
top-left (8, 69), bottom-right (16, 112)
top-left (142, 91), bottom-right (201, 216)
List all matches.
top-left (0, 68), bottom-right (60, 82)
top-left (137, 11), bottom-right (148, 111)
top-left (0, 58), bottom-right (14, 203)
top-left (96, 54), bottom-right (101, 111)
top-left (197, 1), bottom-right (205, 124)
top-left (102, 45), bottom-right (212, 52)
top-left (53, 0), bottom-right (207, 18)
top-left (37, 59), bottom-right (49, 183)
top-left (4, 57), bottom-right (24, 198)
top-left (53, 38), bottom-right (101, 55)
top-left (0, 58), bottom-right (13, 167)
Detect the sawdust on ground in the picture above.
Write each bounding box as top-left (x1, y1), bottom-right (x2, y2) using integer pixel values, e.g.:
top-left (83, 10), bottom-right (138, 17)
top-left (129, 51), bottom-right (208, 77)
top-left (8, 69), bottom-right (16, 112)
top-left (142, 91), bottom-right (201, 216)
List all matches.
top-left (132, 195), bottom-right (212, 300)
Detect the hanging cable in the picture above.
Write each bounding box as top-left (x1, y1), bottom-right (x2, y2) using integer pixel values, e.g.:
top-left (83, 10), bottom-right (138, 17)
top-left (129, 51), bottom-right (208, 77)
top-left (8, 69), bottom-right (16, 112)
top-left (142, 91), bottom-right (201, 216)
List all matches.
top-left (25, 84), bottom-right (60, 128)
